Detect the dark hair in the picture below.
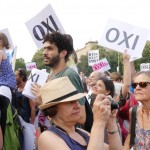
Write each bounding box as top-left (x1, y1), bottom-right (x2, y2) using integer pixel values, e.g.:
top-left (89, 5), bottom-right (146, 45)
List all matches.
top-left (43, 32), bottom-right (74, 62)
top-left (98, 77), bottom-right (115, 98)
top-left (64, 34), bottom-right (78, 64)
top-left (42, 105), bottom-right (57, 118)
top-left (17, 69), bottom-right (28, 82)
top-left (0, 32), bottom-right (11, 49)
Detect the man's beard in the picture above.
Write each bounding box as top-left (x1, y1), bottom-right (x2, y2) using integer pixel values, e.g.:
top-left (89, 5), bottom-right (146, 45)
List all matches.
top-left (45, 55), bottom-right (61, 68)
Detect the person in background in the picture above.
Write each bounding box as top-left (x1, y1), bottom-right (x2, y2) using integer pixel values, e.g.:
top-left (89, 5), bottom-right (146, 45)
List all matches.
top-left (0, 32), bottom-right (20, 149)
top-left (0, 32), bottom-right (16, 90)
top-left (124, 71), bottom-right (150, 150)
top-left (80, 71), bottom-right (88, 93)
top-left (14, 68), bottom-right (36, 124)
top-left (91, 77), bottom-right (115, 108)
top-left (66, 34), bottom-right (79, 73)
top-left (31, 32), bottom-right (93, 132)
top-left (86, 71), bottom-right (103, 104)
top-left (38, 77), bottom-right (122, 150)
top-left (110, 72), bottom-right (123, 98)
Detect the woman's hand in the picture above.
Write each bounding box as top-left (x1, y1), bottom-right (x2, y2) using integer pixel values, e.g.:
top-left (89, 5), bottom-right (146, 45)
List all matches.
top-left (92, 94), bottom-right (111, 124)
top-left (123, 49), bottom-right (131, 61)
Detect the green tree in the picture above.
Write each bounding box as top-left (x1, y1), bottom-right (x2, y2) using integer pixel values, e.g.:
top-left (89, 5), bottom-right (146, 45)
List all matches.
top-left (77, 55), bottom-right (92, 76)
top-left (77, 45), bottom-right (120, 76)
top-left (134, 40), bottom-right (150, 71)
top-left (15, 58), bottom-right (26, 70)
top-left (32, 49), bottom-right (50, 72)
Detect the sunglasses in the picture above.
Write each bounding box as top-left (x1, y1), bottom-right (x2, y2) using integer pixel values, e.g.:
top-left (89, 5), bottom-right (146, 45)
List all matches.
top-left (131, 82), bottom-right (150, 89)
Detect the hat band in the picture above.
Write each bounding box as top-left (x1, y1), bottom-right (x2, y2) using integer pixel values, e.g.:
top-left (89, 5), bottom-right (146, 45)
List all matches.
top-left (50, 90), bottom-right (79, 103)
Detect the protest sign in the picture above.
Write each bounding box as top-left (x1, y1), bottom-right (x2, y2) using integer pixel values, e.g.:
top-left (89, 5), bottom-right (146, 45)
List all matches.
top-left (99, 19), bottom-right (150, 61)
top-left (140, 63), bottom-right (150, 71)
top-left (26, 62), bottom-right (37, 71)
top-left (25, 4), bottom-right (65, 49)
top-left (88, 50), bottom-right (99, 66)
top-left (22, 68), bottom-right (49, 100)
top-left (92, 58), bottom-right (111, 72)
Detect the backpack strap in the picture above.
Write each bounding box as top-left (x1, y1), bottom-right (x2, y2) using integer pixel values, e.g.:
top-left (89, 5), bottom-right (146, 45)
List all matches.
top-left (129, 105), bottom-right (137, 148)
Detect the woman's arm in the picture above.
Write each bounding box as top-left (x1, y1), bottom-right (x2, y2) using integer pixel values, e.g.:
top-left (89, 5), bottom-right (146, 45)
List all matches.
top-left (87, 94), bottom-right (111, 150)
top-left (29, 99), bottom-right (36, 124)
top-left (121, 51), bottom-right (131, 98)
top-left (107, 110), bottom-right (122, 150)
top-left (123, 134), bottom-right (130, 150)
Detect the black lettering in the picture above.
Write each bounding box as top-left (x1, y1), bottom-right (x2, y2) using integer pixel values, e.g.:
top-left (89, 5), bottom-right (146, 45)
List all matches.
top-left (106, 28), bottom-right (119, 42)
top-left (118, 31), bottom-right (134, 48)
top-left (132, 35), bottom-right (139, 50)
top-left (33, 25), bottom-right (45, 41)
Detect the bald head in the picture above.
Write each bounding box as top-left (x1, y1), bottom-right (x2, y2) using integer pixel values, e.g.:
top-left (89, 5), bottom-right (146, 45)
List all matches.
top-left (89, 71), bottom-right (103, 87)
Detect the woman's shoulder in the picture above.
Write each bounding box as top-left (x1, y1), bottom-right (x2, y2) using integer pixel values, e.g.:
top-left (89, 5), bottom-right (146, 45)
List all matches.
top-left (0, 50), bottom-right (7, 59)
top-left (38, 130), bottom-right (70, 150)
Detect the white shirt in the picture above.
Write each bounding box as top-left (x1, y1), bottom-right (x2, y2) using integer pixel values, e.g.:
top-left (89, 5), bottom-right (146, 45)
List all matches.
top-left (0, 85), bottom-right (12, 102)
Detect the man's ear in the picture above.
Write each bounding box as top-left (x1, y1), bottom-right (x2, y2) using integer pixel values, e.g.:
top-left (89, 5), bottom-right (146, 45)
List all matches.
top-left (60, 50), bottom-right (67, 58)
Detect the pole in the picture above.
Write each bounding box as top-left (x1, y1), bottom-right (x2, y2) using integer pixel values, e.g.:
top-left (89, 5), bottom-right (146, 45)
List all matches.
top-left (117, 52), bottom-right (120, 72)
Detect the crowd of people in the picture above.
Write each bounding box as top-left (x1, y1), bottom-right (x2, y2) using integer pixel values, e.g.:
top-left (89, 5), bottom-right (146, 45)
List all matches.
top-left (0, 31), bottom-right (149, 150)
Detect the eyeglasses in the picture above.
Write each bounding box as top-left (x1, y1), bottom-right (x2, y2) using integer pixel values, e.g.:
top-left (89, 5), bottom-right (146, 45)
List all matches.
top-left (131, 82), bottom-right (150, 89)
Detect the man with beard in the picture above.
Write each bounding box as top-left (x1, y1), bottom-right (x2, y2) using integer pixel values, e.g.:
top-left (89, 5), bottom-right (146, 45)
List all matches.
top-left (32, 32), bottom-right (93, 132)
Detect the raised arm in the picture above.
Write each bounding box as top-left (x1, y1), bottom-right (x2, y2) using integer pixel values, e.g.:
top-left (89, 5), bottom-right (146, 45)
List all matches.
top-left (121, 51), bottom-right (131, 98)
top-left (87, 94), bottom-right (111, 150)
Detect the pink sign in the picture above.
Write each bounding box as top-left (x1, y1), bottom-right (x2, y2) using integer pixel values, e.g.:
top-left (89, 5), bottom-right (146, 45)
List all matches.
top-left (92, 58), bottom-right (110, 72)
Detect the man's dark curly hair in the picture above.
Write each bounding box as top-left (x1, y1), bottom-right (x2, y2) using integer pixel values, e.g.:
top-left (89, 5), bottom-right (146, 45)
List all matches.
top-left (43, 32), bottom-right (74, 62)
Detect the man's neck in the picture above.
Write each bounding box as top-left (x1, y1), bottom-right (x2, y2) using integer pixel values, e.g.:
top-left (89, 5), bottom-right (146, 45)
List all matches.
top-left (51, 62), bottom-right (68, 75)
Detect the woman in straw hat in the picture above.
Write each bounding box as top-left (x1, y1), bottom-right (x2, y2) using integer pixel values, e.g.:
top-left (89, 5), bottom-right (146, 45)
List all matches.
top-left (38, 77), bottom-right (122, 150)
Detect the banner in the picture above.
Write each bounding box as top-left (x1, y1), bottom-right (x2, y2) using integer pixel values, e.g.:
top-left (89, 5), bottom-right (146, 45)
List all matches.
top-left (88, 50), bottom-right (99, 66)
top-left (99, 19), bottom-right (150, 61)
top-left (26, 62), bottom-right (37, 71)
top-left (22, 68), bottom-right (49, 100)
top-left (140, 63), bottom-right (150, 71)
top-left (92, 58), bottom-right (111, 72)
top-left (25, 4), bottom-right (65, 49)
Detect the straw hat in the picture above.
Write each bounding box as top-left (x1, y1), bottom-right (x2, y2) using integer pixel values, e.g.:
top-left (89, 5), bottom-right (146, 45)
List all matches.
top-left (39, 76), bottom-right (86, 110)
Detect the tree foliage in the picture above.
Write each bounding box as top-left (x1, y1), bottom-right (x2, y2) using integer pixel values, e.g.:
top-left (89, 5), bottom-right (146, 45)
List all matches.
top-left (15, 58), bottom-right (26, 70)
top-left (32, 49), bottom-right (50, 72)
top-left (77, 41), bottom-right (150, 76)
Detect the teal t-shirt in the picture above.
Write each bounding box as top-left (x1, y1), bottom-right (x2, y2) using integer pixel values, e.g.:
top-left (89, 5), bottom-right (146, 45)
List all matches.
top-left (52, 67), bottom-right (86, 105)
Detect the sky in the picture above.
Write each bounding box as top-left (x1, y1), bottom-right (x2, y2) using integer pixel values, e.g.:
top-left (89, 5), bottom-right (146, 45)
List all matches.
top-left (1, 0), bottom-right (150, 62)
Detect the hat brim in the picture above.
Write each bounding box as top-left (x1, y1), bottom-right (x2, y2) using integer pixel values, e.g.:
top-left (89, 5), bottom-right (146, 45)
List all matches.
top-left (39, 93), bottom-right (86, 110)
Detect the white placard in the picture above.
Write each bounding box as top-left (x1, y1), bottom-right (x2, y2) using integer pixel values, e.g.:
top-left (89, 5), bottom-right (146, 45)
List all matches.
top-left (140, 63), bottom-right (150, 71)
top-left (22, 68), bottom-right (49, 100)
top-left (88, 50), bottom-right (99, 66)
top-left (25, 62), bottom-right (37, 71)
top-left (92, 58), bottom-right (111, 72)
top-left (99, 19), bottom-right (150, 61)
top-left (25, 4), bottom-right (65, 49)
top-left (0, 28), bottom-right (14, 49)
